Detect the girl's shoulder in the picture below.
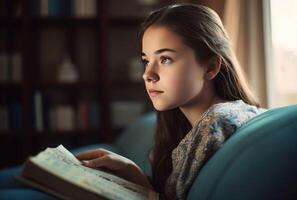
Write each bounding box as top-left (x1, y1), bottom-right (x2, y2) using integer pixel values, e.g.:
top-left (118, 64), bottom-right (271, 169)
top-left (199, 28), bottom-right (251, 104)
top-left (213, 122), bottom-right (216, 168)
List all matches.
top-left (200, 100), bottom-right (266, 129)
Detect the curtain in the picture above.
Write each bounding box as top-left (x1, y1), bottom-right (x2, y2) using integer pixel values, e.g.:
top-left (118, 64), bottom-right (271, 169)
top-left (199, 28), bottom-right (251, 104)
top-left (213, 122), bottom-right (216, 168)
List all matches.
top-left (223, 0), bottom-right (267, 107)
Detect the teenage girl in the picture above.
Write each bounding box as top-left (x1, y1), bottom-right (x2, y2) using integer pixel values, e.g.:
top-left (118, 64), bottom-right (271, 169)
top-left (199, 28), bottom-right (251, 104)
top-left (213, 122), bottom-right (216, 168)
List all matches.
top-left (76, 4), bottom-right (265, 200)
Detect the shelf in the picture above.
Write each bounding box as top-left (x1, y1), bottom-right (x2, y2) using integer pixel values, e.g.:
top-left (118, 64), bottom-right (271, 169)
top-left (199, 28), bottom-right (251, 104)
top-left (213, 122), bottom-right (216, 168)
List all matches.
top-left (110, 17), bottom-right (144, 27)
top-left (36, 82), bottom-right (100, 90)
top-left (0, 0), bottom-right (161, 168)
top-left (32, 17), bottom-right (100, 27)
top-left (0, 17), bottom-right (22, 26)
top-left (0, 83), bottom-right (22, 91)
top-left (0, 131), bottom-right (23, 137)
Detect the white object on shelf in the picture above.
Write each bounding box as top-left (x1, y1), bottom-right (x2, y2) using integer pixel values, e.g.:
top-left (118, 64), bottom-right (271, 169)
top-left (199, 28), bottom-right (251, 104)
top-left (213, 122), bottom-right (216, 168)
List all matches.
top-left (57, 55), bottom-right (78, 83)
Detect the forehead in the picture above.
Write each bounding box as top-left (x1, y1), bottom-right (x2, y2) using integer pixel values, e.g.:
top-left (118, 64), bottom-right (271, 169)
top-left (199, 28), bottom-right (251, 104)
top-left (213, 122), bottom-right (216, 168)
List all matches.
top-left (142, 26), bottom-right (186, 53)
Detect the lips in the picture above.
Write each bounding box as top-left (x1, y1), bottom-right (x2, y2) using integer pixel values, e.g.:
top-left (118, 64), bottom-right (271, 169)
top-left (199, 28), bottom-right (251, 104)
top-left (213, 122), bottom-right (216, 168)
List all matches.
top-left (148, 89), bottom-right (164, 97)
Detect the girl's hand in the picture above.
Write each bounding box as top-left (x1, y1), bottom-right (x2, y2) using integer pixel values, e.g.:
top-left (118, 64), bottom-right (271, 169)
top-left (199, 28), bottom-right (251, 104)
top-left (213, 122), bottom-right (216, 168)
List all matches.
top-left (75, 148), bottom-right (153, 189)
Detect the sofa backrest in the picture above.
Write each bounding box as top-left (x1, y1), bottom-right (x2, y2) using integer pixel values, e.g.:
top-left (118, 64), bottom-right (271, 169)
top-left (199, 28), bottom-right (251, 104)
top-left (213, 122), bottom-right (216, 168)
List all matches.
top-left (187, 104), bottom-right (297, 200)
top-left (115, 112), bottom-right (156, 176)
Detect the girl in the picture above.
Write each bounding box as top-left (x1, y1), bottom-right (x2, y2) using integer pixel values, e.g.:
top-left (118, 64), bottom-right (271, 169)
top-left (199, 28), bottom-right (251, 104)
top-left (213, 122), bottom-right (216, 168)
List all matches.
top-left (76, 4), bottom-right (265, 200)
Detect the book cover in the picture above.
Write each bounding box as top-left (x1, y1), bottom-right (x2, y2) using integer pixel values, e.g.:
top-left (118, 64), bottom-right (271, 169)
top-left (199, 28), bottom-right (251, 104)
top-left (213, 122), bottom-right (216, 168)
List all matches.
top-left (0, 106), bottom-right (9, 132)
top-left (33, 91), bottom-right (44, 132)
top-left (56, 105), bottom-right (75, 131)
top-left (78, 101), bottom-right (89, 130)
top-left (40, 0), bottom-right (49, 17)
top-left (18, 145), bottom-right (158, 200)
top-left (89, 101), bottom-right (100, 130)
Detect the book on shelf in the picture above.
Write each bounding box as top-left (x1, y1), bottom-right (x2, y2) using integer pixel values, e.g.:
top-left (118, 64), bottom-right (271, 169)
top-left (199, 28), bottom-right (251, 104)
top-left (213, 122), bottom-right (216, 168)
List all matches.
top-left (89, 102), bottom-right (100, 129)
top-left (56, 105), bottom-right (76, 131)
top-left (0, 106), bottom-right (9, 132)
top-left (111, 101), bottom-right (145, 127)
top-left (32, 92), bottom-right (101, 132)
top-left (34, 91), bottom-right (44, 132)
top-left (9, 101), bottom-right (22, 131)
top-left (17, 145), bottom-right (158, 200)
top-left (77, 101), bottom-right (101, 131)
top-left (0, 52), bottom-right (22, 83)
top-left (0, 30), bottom-right (23, 83)
top-left (32, 0), bottom-right (96, 17)
top-left (0, 97), bottom-right (22, 132)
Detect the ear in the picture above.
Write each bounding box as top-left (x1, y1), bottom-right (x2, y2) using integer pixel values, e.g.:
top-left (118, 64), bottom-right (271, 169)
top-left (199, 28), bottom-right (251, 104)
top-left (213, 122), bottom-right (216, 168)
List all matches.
top-left (205, 55), bottom-right (222, 80)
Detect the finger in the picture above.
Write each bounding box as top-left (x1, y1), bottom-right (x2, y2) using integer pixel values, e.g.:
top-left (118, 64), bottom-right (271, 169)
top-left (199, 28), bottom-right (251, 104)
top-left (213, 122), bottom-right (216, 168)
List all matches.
top-left (75, 149), bottom-right (107, 160)
top-left (83, 155), bottom-right (115, 169)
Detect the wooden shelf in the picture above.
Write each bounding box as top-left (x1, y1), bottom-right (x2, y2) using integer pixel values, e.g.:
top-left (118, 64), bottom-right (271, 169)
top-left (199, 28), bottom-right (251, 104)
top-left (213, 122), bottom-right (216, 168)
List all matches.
top-left (0, 131), bottom-right (24, 137)
top-left (110, 17), bottom-right (143, 27)
top-left (0, 17), bottom-right (22, 26)
top-left (0, 0), bottom-right (165, 168)
top-left (32, 17), bottom-right (100, 27)
top-left (0, 83), bottom-right (22, 91)
top-left (36, 82), bottom-right (100, 90)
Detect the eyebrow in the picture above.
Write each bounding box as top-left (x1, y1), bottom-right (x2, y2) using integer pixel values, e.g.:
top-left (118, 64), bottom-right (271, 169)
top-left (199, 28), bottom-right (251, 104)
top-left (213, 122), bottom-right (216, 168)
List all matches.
top-left (141, 48), bottom-right (177, 56)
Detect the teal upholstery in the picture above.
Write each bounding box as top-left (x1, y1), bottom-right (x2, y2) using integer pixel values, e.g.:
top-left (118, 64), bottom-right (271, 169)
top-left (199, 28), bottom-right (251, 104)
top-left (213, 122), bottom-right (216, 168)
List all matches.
top-left (0, 189), bottom-right (56, 200)
top-left (1, 105), bottom-right (297, 200)
top-left (114, 112), bottom-right (156, 176)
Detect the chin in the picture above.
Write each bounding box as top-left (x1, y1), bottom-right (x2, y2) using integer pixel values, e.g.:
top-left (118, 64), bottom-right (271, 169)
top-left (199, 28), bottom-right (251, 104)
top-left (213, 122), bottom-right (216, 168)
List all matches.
top-left (152, 102), bottom-right (177, 111)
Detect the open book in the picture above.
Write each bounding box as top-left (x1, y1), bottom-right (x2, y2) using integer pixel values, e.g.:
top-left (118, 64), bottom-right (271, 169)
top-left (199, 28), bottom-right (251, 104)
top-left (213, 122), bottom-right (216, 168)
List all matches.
top-left (17, 145), bottom-right (159, 200)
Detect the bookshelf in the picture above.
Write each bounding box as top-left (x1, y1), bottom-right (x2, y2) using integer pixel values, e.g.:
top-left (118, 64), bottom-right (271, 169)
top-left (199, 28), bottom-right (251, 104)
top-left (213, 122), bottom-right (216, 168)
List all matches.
top-left (0, 0), bottom-right (172, 168)
top-left (0, 0), bottom-right (108, 168)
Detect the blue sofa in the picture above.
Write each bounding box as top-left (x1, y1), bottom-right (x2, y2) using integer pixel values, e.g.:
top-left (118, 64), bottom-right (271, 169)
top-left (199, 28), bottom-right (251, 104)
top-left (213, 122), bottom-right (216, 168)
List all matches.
top-left (1, 104), bottom-right (297, 200)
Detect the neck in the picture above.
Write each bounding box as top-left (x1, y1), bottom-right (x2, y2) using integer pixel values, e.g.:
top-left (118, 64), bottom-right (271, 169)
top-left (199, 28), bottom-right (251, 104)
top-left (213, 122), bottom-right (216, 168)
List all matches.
top-left (179, 83), bottom-right (225, 127)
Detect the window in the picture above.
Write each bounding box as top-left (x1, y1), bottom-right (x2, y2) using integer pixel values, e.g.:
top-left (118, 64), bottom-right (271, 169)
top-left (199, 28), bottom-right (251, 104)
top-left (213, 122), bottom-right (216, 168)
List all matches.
top-left (264, 0), bottom-right (297, 107)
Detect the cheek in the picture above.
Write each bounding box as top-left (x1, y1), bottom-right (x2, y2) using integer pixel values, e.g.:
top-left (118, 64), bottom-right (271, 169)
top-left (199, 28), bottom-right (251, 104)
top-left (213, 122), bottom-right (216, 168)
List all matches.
top-left (150, 63), bottom-right (205, 110)
top-left (167, 63), bottom-right (204, 97)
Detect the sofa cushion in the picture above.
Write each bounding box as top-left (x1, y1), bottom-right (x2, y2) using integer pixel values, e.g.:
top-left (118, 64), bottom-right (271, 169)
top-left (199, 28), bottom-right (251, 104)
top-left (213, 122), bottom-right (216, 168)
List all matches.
top-left (115, 112), bottom-right (156, 176)
top-left (0, 166), bottom-right (23, 189)
top-left (0, 188), bottom-right (56, 200)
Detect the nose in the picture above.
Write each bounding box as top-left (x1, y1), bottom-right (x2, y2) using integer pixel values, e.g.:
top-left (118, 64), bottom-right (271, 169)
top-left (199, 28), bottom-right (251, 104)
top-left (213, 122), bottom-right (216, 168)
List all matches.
top-left (142, 68), bottom-right (159, 83)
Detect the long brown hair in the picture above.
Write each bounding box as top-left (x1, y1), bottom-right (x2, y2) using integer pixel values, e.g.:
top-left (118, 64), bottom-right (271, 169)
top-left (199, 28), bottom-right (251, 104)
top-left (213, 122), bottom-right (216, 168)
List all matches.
top-left (139, 4), bottom-right (259, 193)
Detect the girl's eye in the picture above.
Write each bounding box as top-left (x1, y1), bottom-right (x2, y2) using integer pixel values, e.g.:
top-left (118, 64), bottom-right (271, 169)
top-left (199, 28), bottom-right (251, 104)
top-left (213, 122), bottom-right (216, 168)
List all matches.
top-left (141, 59), bottom-right (149, 68)
top-left (160, 56), bottom-right (173, 64)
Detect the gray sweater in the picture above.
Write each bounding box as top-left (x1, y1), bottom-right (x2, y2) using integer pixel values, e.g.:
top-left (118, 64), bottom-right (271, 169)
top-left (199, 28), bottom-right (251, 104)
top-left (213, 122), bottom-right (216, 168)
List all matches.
top-left (163, 100), bottom-right (265, 200)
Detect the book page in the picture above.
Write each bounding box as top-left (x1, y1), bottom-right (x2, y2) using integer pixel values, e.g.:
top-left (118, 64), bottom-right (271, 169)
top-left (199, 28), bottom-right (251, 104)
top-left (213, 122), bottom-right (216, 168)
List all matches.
top-left (30, 145), bottom-right (158, 200)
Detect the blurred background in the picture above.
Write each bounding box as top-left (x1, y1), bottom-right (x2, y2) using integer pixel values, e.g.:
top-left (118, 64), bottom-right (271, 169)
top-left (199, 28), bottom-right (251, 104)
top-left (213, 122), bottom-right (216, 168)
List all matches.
top-left (0, 0), bottom-right (296, 168)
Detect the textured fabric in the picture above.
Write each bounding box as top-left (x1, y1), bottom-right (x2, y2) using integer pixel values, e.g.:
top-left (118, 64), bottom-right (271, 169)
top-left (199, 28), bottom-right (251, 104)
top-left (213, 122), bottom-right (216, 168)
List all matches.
top-left (164, 100), bottom-right (266, 200)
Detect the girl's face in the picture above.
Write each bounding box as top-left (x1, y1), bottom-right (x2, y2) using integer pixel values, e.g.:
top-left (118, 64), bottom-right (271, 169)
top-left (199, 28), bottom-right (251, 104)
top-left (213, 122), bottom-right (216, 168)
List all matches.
top-left (142, 25), bottom-right (207, 111)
